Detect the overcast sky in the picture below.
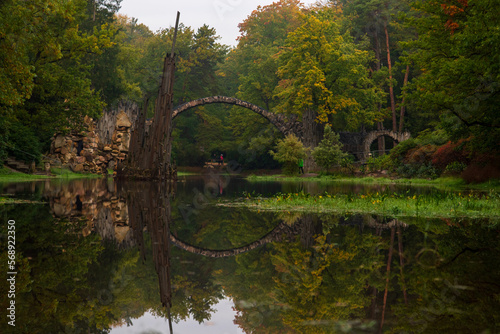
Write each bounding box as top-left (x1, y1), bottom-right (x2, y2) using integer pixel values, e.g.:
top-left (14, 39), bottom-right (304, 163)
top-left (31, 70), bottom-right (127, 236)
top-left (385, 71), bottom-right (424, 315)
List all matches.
top-left (118, 0), bottom-right (321, 46)
top-left (110, 298), bottom-right (244, 334)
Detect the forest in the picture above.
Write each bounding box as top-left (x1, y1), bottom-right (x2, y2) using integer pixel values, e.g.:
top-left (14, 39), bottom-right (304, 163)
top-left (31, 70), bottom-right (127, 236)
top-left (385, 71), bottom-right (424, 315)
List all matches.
top-left (1, 0), bottom-right (499, 182)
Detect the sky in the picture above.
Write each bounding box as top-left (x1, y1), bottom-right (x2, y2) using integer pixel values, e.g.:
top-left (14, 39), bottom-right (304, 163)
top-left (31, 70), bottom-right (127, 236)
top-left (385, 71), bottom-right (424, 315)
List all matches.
top-left (118, 0), bottom-right (321, 46)
top-left (110, 297), bottom-right (245, 334)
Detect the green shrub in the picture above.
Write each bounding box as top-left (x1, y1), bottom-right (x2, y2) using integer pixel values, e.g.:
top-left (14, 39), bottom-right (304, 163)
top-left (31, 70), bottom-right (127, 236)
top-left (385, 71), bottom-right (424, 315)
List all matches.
top-left (270, 134), bottom-right (308, 175)
top-left (444, 161), bottom-right (467, 174)
top-left (0, 118), bottom-right (8, 165)
top-left (312, 125), bottom-right (348, 172)
top-left (414, 128), bottom-right (449, 146)
top-left (5, 121), bottom-right (42, 164)
top-left (396, 162), bottom-right (439, 179)
top-left (366, 156), bottom-right (380, 172)
top-left (339, 154), bottom-right (356, 175)
top-left (365, 154), bottom-right (394, 172)
top-left (389, 138), bottom-right (418, 163)
top-left (431, 139), bottom-right (470, 171)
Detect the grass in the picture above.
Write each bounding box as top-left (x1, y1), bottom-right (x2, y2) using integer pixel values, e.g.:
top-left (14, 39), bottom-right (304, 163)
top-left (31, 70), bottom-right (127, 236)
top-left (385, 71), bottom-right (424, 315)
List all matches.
top-left (0, 166), bottom-right (102, 182)
top-left (177, 171), bottom-right (200, 176)
top-left (49, 167), bottom-right (103, 179)
top-left (223, 190), bottom-right (500, 219)
top-left (0, 195), bottom-right (46, 204)
top-left (246, 174), bottom-right (500, 191)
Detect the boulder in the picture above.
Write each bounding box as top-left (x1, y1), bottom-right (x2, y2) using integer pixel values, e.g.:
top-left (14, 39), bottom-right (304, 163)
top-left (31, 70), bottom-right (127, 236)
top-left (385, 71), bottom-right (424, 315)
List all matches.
top-left (116, 110), bottom-right (132, 128)
top-left (54, 135), bottom-right (66, 148)
top-left (72, 164), bottom-right (84, 172)
top-left (53, 203), bottom-right (68, 217)
top-left (118, 132), bottom-right (130, 152)
top-left (115, 225), bottom-right (130, 243)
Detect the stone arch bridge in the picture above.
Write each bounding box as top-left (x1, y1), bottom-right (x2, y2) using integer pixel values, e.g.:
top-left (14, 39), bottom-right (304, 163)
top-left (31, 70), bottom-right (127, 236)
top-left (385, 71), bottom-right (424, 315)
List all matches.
top-left (172, 96), bottom-right (302, 136)
top-left (173, 96), bottom-right (411, 161)
top-left (340, 130), bottom-right (411, 161)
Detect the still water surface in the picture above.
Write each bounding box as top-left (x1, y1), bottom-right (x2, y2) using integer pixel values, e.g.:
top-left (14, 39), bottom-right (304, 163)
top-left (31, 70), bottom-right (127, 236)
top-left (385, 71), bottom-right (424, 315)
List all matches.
top-left (0, 176), bottom-right (498, 333)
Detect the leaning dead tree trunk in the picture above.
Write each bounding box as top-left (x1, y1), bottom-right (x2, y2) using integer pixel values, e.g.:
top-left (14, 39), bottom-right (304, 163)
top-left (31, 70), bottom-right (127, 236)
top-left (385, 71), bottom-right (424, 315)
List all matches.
top-left (124, 180), bottom-right (174, 333)
top-left (117, 12), bottom-right (180, 181)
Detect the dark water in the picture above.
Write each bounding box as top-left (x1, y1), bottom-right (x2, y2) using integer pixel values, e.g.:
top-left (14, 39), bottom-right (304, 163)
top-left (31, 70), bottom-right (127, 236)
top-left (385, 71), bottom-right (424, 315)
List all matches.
top-left (0, 176), bottom-right (499, 333)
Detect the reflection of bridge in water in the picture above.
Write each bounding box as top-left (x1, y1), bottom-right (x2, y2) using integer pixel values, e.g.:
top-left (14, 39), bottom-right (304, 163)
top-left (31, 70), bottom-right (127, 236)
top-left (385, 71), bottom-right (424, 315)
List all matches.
top-left (3, 178), bottom-right (408, 257)
top-left (169, 216), bottom-right (408, 258)
top-left (2, 178), bottom-right (411, 333)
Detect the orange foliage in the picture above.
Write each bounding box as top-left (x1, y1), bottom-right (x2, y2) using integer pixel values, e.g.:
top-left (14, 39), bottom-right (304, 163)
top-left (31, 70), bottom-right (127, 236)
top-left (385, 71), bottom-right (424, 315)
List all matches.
top-left (440, 0), bottom-right (468, 33)
top-left (431, 139), bottom-right (469, 170)
top-left (405, 144), bottom-right (438, 164)
top-left (237, 0), bottom-right (302, 43)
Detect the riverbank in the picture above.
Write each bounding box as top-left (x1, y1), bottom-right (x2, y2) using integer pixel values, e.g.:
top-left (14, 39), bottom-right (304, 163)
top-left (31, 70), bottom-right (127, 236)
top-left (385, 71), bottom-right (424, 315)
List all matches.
top-left (220, 190), bottom-right (500, 220)
top-left (246, 174), bottom-right (500, 191)
top-left (0, 166), bottom-right (103, 182)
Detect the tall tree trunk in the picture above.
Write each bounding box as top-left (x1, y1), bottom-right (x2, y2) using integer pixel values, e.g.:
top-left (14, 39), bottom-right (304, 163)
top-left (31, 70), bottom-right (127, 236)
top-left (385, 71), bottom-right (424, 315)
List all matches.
top-left (374, 31), bottom-right (385, 154)
top-left (379, 227), bottom-right (395, 333)
top-left (370, 286), bottom-right (378, 319)
top-left (302, 108), bottom-right (322, 172)
top-left (384, 22), bottom-right (397, 133)
top-left (399, 64), bottom-right (410, 133)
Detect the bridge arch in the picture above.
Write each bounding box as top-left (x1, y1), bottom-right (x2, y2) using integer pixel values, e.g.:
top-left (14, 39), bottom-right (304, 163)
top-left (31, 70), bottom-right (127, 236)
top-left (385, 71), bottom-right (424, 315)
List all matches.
top-left (362, 130), bottom-right (411, 160)
top-left (169, 218), bottom-right (408, 257)
top-left (172, 96), bottom-right (301, 136)
top-left (170, 221), bottom-right (290, 258)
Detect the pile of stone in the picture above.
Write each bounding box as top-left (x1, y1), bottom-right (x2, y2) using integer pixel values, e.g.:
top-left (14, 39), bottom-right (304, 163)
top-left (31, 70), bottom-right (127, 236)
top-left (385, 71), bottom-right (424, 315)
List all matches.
top-left (46, 179), bottom-right (135, 247)
top-left (101, 110), bottom-right (132, 171)
top-left (47, 104), bottom-right (137, 175)
top-left (49, 115), bottom-right (102, 173)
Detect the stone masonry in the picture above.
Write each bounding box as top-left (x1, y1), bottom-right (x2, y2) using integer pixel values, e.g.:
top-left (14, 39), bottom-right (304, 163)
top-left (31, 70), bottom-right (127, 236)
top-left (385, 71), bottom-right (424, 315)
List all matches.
top-left (47, 102), bottom-right (139, 174)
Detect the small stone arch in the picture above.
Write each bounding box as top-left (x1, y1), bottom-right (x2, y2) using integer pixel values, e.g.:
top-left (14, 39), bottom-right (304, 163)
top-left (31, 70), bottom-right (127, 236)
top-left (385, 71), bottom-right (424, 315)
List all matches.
top-left (172, 96), bottom-right (301, 136)
top-left (361, 130), bottom-right (411, 161)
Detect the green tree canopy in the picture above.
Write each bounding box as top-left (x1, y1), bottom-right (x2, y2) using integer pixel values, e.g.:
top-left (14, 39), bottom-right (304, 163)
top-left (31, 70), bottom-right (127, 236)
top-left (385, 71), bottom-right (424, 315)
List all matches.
top-left (275, 8), bottom-right (386, 129)
top-left (404, 0), bottom-right (500, 150)
top-left (0, 0), bottom-right (119, 162)
top-left (312, 124), bottom-right (348, 171)
top-left (270, 133), bottom-right (308, 175)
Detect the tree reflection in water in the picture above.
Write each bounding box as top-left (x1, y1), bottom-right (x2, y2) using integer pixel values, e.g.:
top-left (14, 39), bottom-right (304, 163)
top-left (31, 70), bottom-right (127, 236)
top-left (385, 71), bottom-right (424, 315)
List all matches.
top-left (0, 178), bottom-right (498, 333)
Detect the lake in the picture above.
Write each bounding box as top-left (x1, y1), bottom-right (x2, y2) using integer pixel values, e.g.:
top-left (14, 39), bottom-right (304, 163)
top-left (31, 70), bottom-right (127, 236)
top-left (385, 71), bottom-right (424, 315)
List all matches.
top-left (1, 175), bottom-right (499, 333)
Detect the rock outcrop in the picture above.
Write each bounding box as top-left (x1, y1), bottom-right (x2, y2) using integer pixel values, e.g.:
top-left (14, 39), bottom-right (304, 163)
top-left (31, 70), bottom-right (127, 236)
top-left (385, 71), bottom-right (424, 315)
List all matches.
top-left (47, 102), bottom-right (138, 174)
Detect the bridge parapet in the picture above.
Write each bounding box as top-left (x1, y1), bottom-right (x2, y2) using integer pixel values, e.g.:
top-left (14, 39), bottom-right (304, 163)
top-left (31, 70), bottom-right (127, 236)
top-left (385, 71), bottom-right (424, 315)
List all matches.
top-left (172, 96), bottom-right (302, 137)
